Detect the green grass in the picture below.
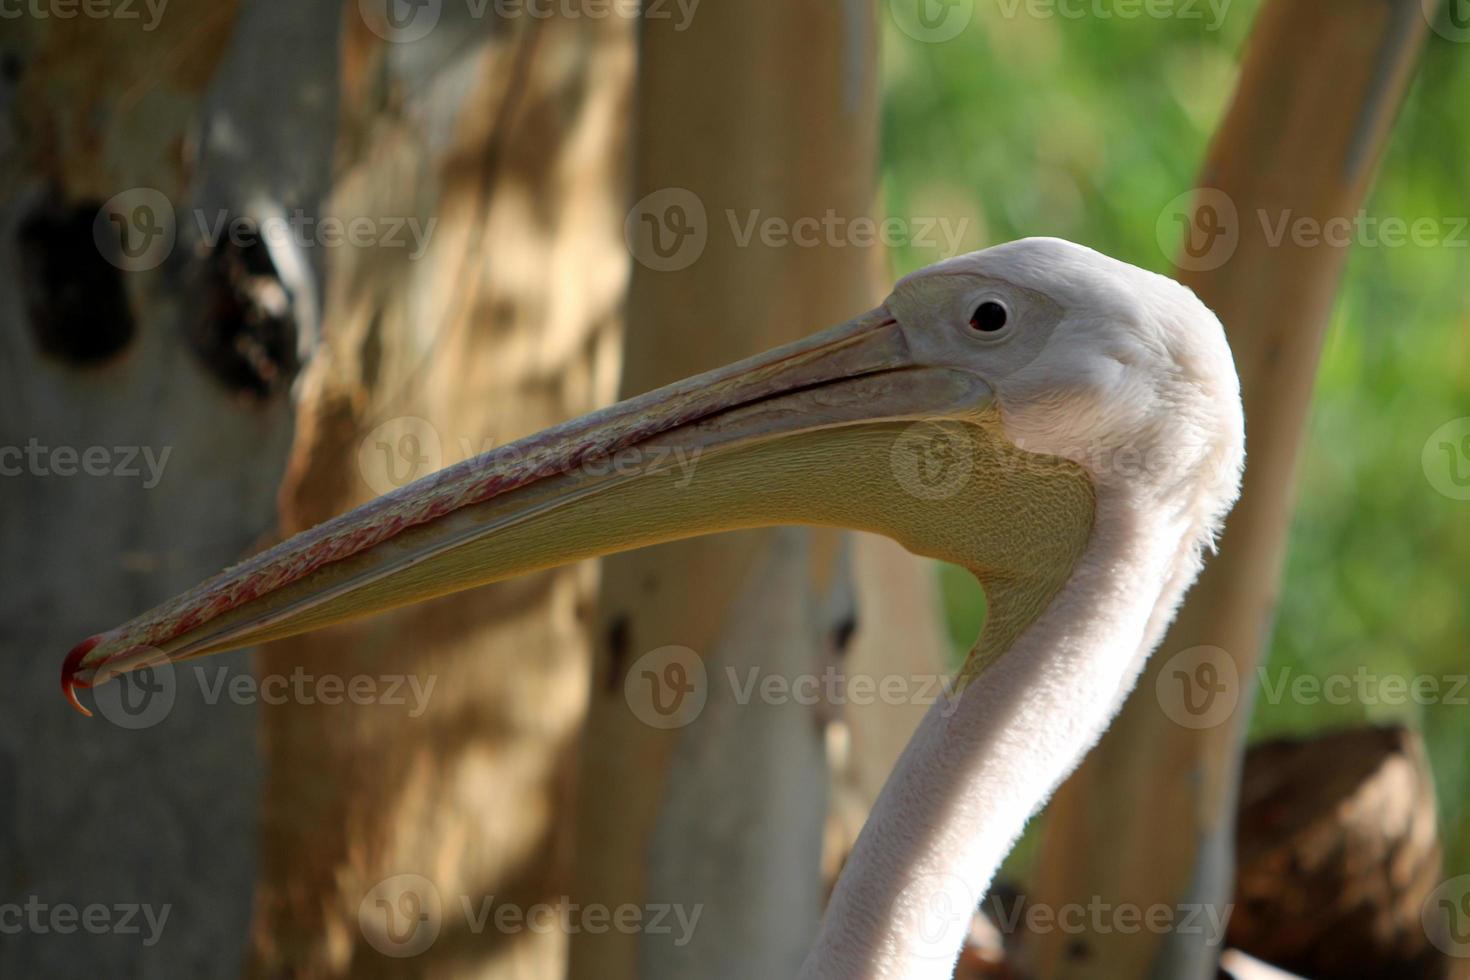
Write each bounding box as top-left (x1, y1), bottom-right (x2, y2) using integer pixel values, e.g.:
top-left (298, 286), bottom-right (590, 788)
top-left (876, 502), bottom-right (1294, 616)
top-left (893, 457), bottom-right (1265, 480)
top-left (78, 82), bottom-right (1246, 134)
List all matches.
top-left (882, 2), bottom-right (1470, 875)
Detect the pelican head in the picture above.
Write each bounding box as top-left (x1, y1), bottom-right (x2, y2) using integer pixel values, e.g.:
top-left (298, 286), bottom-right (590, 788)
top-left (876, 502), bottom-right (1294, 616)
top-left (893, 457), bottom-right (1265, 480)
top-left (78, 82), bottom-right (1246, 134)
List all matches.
top-left (894, 238), bottom-right (1241, 495)
top-left (62, 236), bottom-right (1242, 714)
top-left (61, 236), bottom-right (1246, 977)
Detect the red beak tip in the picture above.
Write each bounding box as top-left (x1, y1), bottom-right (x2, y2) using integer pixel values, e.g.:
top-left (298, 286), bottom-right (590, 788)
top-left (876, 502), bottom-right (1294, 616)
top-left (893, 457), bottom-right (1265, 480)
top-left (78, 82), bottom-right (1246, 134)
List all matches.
top-left (62, 635), bottom-right (101, 718)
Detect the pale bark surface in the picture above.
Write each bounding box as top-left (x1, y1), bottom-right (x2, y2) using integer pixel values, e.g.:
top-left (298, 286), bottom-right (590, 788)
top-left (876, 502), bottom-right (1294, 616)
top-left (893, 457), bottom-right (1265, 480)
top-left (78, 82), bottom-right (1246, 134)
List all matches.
top-left (1025, 2), bottom-right (1432, 978)
top-left (253, 8), bottom-right (632, 979)
top-left (569, 3), bottom-right (880, 977)
top-left (2, 3), bottom-right (336, 976)
top-left (5, 4), bottom-right (633, 979)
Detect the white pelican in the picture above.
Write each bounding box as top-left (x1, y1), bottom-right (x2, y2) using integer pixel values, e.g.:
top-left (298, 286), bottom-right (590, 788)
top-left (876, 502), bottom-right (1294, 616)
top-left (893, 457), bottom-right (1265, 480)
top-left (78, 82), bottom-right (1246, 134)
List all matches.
top-left (62, 237), bottom-right (1244, 979)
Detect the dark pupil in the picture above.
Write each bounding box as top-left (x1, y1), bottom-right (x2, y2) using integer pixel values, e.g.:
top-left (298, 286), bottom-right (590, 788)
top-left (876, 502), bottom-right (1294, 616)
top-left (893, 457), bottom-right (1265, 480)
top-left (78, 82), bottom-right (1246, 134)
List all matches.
top-left (969, 301), bottom-right (1007, 332)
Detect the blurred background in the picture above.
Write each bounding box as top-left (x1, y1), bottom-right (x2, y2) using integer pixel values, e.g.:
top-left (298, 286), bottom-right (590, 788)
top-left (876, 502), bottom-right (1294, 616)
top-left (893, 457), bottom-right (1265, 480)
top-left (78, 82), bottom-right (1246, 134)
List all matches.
top-left (881, 0), bottom-right (1470, 893)
top-left (1, 1), bottom-right (1466, 978)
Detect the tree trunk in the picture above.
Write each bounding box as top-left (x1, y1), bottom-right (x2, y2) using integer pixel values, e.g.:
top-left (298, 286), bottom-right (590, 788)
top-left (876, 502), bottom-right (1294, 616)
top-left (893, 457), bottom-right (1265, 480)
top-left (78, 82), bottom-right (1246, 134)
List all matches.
top-left (7, 4), bottom-right (635, 977)
top-left (2, 3), bottom-right (335, 976)
top-left (254, 8), bottom-right (632, 979)
top-left (568, 3), bottom-right (880, 977)
top-left (1024, 2), bottom-right (1432, 978)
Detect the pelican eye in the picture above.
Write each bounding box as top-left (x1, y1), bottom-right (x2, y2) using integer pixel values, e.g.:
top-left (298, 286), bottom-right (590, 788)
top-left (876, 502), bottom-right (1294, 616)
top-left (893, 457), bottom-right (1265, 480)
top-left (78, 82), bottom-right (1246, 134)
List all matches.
top-left (968, 300), bottom-right (1009, 333)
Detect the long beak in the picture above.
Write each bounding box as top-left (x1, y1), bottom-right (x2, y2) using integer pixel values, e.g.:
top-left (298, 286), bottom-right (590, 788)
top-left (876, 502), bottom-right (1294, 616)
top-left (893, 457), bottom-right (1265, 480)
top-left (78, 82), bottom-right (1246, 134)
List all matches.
top-left (63, 305), bottom-right (994, 715)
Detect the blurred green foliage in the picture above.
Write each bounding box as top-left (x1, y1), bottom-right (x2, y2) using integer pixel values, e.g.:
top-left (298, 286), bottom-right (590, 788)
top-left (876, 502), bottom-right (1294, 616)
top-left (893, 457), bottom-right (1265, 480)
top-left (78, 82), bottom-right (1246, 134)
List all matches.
top-left (881, 1), bottom-right (1469, 874)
